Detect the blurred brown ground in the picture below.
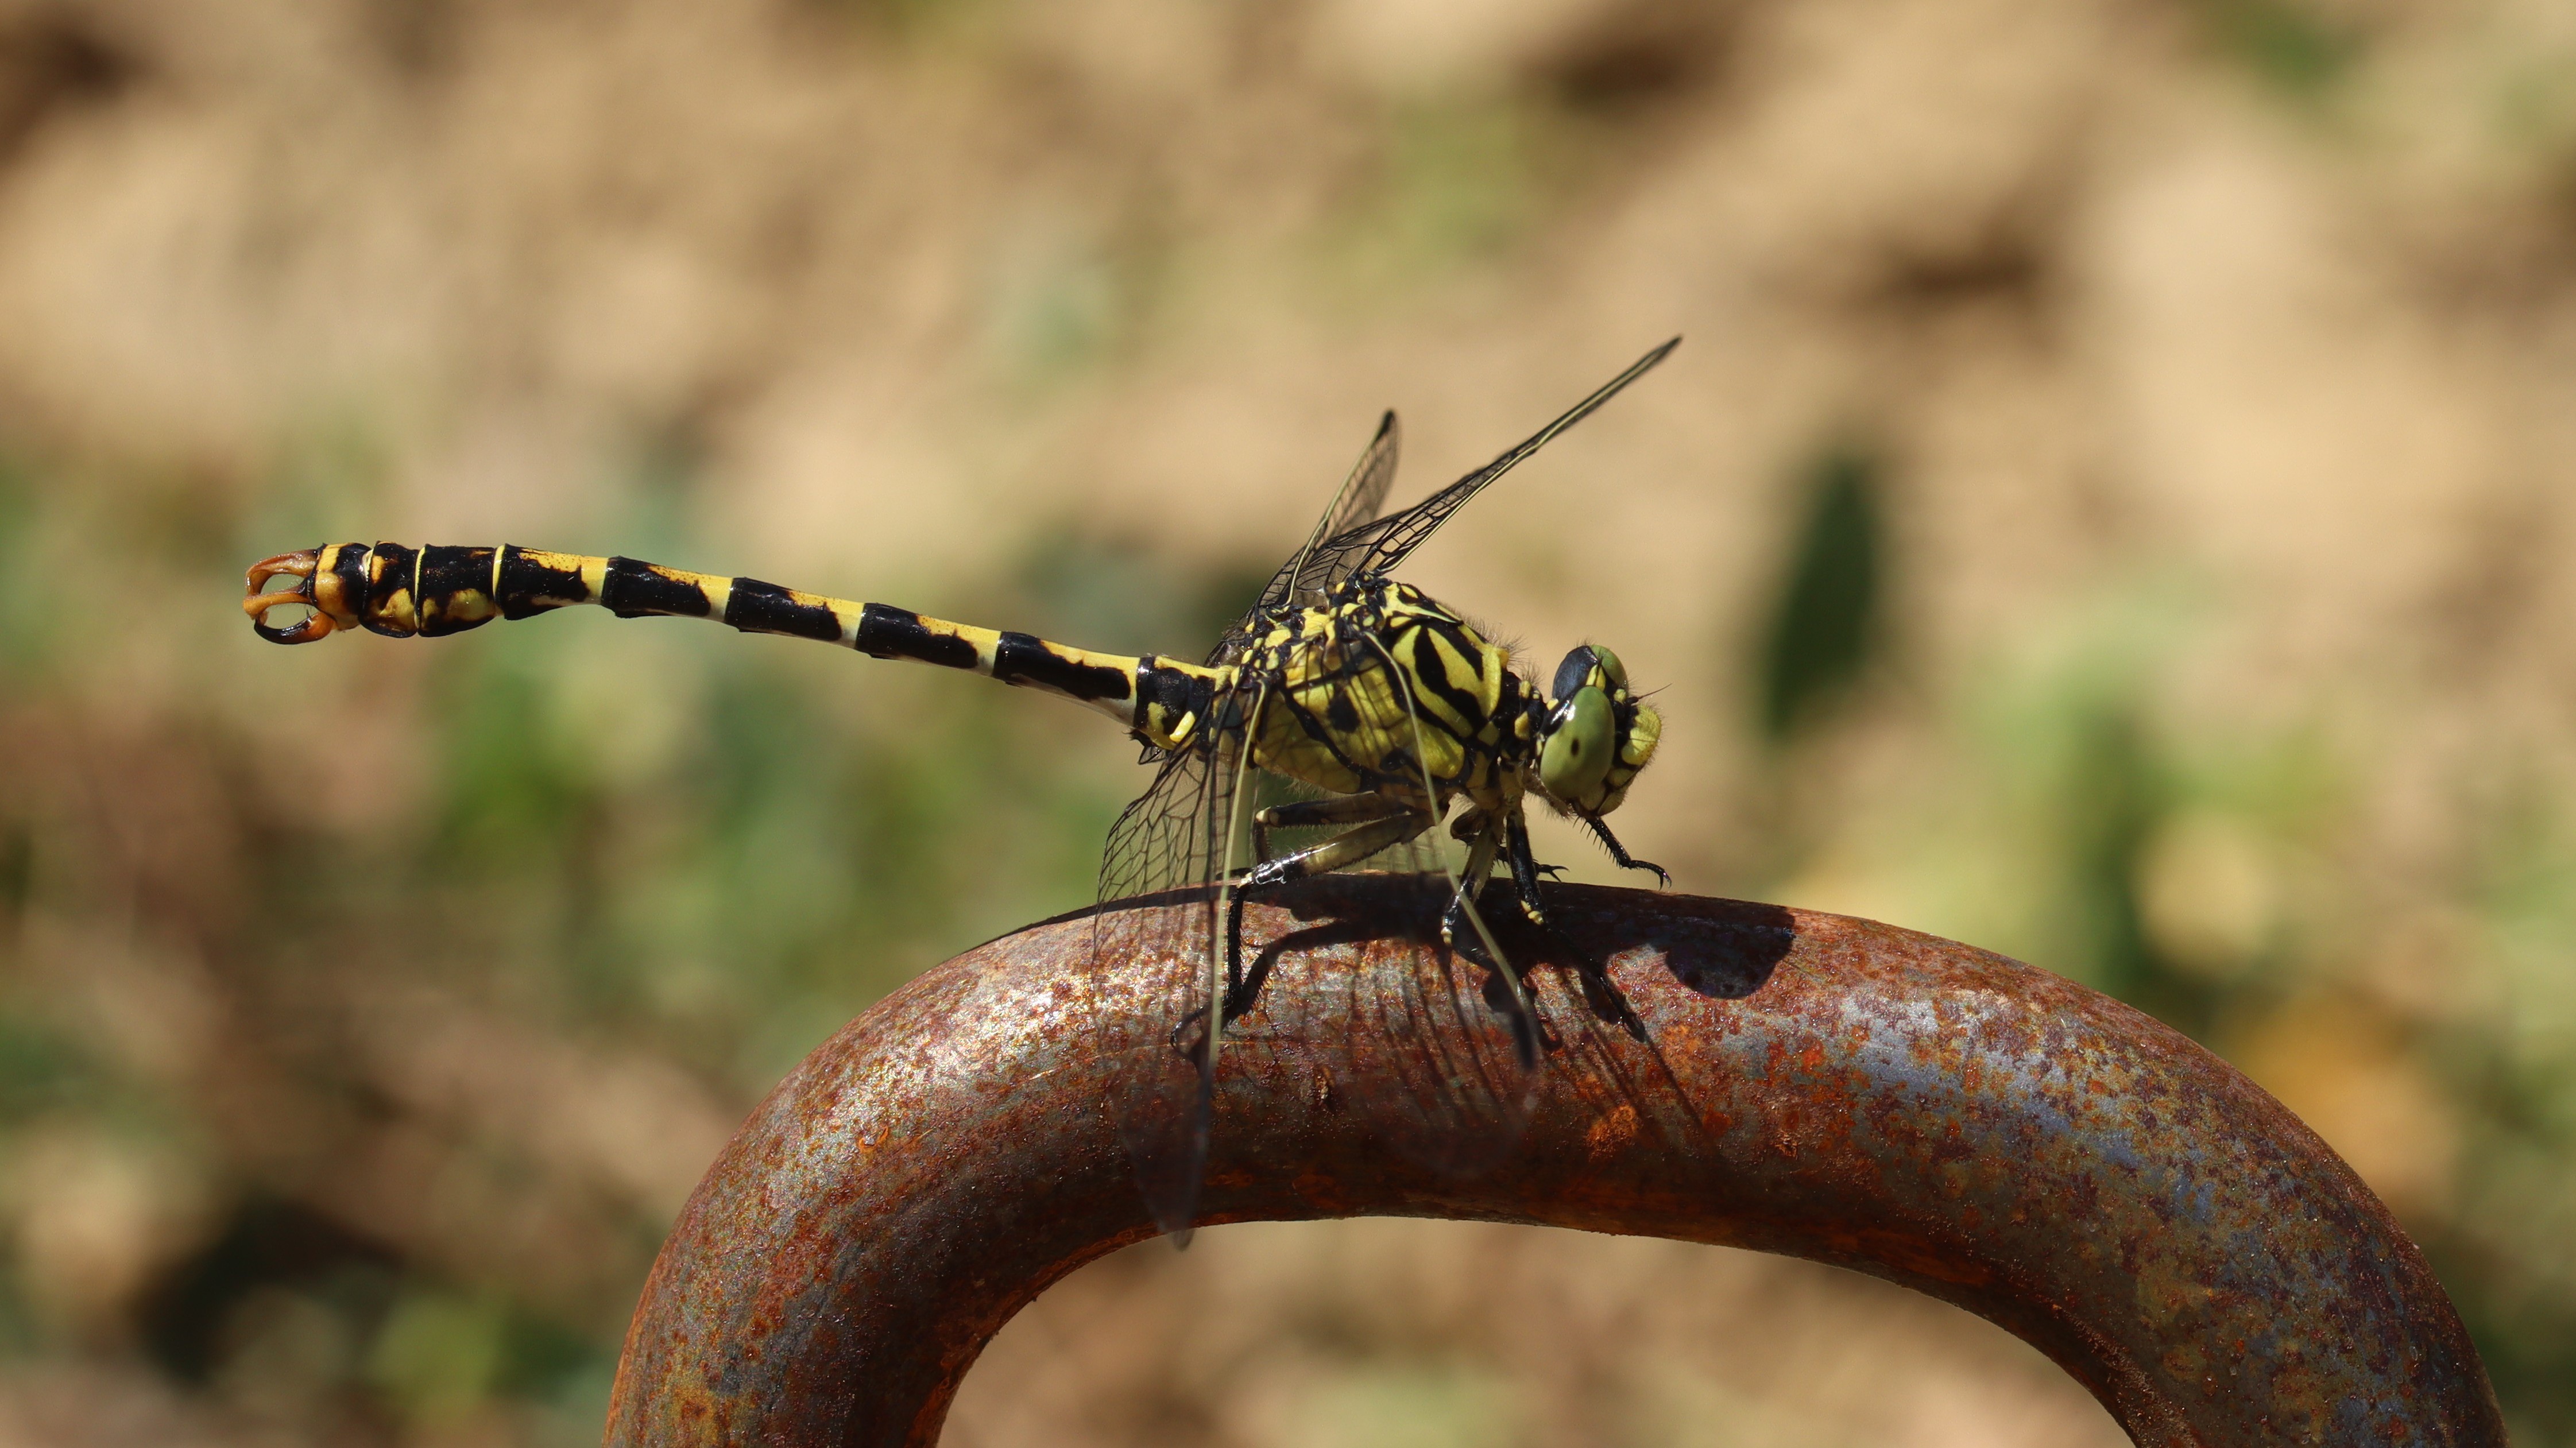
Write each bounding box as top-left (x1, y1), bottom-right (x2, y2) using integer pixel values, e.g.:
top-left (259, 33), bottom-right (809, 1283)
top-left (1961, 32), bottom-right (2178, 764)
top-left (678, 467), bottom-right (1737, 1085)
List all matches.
top-left (0, 0), bottom-right (2572, 1443)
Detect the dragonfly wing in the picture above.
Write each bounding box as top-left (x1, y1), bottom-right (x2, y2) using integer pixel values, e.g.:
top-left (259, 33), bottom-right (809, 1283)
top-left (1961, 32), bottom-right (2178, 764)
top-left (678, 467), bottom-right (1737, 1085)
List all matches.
top-left (1231, 760), bottom-right (1540, 1178)
top-left (1303, 338), bottom-right (1679, 597)
top-left (1260, 409), bottom-right (1401, 614)
top-left (1095, 748), bottom-right (1224, 1239)
top-left (1321, 412), bottom-right (1404, 558)
top-left (1096, 677), bottom-right (1266, 1244)
top-left (1203, 411), bottom-right (1402, 671)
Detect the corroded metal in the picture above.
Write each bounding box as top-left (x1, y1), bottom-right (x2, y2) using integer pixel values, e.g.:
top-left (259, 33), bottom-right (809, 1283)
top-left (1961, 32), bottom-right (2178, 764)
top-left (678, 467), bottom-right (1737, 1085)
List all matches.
top-left (604, 877), bottom-right (2504, 1447)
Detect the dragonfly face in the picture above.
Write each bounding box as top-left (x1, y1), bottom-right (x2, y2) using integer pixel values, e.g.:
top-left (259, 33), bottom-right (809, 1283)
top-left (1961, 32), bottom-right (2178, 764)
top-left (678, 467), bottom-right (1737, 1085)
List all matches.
top-left (1533, 644), bottom-right (1660, 820)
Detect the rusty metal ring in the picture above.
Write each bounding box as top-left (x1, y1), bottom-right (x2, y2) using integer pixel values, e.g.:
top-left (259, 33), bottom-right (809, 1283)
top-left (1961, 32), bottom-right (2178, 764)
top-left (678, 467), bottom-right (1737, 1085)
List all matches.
top-left (605, 877), bottom-right (2504, 1447)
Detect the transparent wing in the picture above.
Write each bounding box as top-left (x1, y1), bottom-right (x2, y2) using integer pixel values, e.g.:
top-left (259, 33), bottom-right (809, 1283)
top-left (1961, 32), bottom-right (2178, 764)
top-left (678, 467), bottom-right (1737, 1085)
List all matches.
top-left (1204, 411), bottom-right (1402, 669)
top-left (1264, 409), bottom-right (1402, 614)
top-left (1098, 748), bottom-right (1229, 910)
top-left (1294, 338), bottom-right (1679, 598)
top-left (1097, 674), bottom-right (1274, 1242)
top-left (1095, 745), bottom-right (1229, 1240)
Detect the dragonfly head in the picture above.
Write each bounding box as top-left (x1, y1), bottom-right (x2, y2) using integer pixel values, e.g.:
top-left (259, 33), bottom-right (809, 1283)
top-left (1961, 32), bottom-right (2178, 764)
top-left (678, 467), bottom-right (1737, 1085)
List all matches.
top-left (1533, 645), bottom-right (1661, 819)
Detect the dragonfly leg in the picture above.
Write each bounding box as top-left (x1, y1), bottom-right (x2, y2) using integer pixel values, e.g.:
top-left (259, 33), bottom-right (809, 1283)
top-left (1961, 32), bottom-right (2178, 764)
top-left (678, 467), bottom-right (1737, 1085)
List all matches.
top-left (1513, 810), bottom-right (1646, 1039)
top-left (1251, 792), bottom-right (1412, 873)
top-left (1437, 812), bottom-right (1502, 948)
top-left (1224, 811), bottom-right (1432, 1022)
top-left (1436, 814), bottom-right (1545, 1065)
top-left (1585, 816), bottom-right (1670, 888)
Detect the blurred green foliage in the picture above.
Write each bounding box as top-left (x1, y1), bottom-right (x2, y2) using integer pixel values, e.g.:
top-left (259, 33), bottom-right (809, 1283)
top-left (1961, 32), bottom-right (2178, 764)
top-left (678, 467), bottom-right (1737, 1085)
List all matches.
top-left (2203, 0), bottom-right (2357, 97)
top-left (1755, 446), bottom-right (1882, 745)
top-left (1287, 1360), bottom-right (1521, 1448)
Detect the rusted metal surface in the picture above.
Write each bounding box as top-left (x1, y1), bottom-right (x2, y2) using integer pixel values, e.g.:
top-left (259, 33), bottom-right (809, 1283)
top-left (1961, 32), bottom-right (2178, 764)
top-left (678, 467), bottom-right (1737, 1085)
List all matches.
top-left (604, 876), bottom-right (2504, 1447)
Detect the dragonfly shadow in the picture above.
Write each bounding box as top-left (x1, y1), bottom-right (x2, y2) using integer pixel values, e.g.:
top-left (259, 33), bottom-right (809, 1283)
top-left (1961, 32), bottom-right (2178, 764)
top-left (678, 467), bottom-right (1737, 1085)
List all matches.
top-left (1074, 878), bottom-right (1800, 1019)
top-left (1146, 877), bottom-right (1812, 1187)
top-left (1224, 880), bottom-right (1538, 1180)
top-left (1484, 891), bottom-right (1799, 1168)
top-left (1229, 874), bottom-right (1537, 1029)
top-left (1223, 911), bottom-right (1403, 1026)
top-left (1562, 896), bottom-right (1798, 1001)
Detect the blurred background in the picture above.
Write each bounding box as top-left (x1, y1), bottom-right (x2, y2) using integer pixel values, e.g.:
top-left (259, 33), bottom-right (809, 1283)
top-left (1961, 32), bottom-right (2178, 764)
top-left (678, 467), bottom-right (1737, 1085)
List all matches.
top-left (0, 0), bottom-right (2570, 1443)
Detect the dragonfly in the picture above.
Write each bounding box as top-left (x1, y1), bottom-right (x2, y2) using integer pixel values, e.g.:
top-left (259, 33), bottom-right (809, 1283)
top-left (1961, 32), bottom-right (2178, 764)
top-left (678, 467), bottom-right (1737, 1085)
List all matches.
top-left (241, 338), bottom-right (1679, 1241)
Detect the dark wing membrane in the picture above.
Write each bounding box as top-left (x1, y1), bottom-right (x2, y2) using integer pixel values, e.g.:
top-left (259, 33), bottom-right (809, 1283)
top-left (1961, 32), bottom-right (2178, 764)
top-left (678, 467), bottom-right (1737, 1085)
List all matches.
top-left (1299, 338), bottom-right (1679, 596)
top-left (1204, 410), bottom-right (1402, 670)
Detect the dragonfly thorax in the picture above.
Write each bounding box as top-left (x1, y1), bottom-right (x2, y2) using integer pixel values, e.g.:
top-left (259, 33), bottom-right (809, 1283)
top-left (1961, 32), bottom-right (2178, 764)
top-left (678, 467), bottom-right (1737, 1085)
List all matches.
top-left (1223, 577), bottom-right (1520, 814)
top-left (1130, 578), bottom-right (1661, 834)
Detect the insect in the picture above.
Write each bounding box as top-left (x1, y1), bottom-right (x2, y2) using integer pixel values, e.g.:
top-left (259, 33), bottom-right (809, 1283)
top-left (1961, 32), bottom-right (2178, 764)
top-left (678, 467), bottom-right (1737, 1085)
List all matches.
top-left (242, 338), bottom-right (1678, 1240)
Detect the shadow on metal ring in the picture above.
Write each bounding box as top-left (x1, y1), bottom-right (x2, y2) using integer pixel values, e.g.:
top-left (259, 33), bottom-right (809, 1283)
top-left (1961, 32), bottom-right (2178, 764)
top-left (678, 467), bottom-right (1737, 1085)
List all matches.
top-left (603, 875), bottom-right (2505, 1447)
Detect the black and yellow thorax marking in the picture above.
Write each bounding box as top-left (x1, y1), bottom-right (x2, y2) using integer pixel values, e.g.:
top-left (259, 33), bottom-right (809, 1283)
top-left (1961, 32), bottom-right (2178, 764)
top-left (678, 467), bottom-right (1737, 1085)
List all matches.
top-left (1233, 579), bottom-right (1531, 813)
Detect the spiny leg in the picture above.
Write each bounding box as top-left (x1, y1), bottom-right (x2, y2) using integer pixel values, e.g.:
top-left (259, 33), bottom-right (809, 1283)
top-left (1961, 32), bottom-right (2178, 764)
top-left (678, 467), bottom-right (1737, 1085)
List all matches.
top-left (1509, 810), bottom-right (1646, 1039)
top-left (1502, 809), bottom-right (1555, 930)
top-left (1432, 811), bottom-right (1538, 1041)
top-left (1585, 815), bottom-right (1670, 887)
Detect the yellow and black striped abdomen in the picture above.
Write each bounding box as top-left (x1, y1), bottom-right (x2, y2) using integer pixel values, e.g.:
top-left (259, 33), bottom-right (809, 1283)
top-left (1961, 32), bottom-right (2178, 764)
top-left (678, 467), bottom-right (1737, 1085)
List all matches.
top-left (292, 541), bottom-right (883, 644)
top-left (242, 542), bottom-right (1225, 745)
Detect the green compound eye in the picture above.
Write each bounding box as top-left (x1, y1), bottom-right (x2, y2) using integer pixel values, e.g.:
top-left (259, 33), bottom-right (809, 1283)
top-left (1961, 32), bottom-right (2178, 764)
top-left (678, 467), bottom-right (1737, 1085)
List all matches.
top-left (1540, 686), bottom-right (1616, 805)
top-left (1591, 646), bottom-right (1628, 692)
